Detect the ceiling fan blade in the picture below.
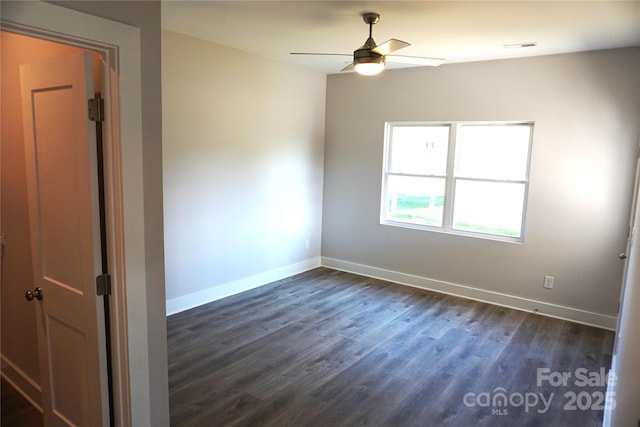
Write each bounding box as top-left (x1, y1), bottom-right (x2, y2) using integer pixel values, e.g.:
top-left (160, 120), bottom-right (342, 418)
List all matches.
top-left (371, 39), bottom-right (410, 56)
top-left (386, 55), bottom-right (445, 67)
top-left (341, 63), bottom-right (355, 72)
top-left (290, 52), bottom-right (352, 57)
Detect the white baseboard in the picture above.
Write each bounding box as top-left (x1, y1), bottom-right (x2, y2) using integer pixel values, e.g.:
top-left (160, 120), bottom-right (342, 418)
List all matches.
top-left (321, 257), bottom-right (617, 330)
top-left (1, 354), bottom-right (43, 412)
top-left (166, 257), bottom-right (322, 316)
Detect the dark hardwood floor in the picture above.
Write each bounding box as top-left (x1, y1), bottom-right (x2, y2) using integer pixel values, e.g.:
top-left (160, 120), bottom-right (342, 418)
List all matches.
top-left (168, 267), bottom-right (614, 427)
top-left (1, 377), bottom-right (43, 427)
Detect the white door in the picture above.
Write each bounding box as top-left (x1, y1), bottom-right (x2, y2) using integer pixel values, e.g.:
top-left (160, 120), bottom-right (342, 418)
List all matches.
top-left (20, 52), bottom-right (108, 426)
top-left (613, 152), bottom-right (640, 352)
top-left (603, 149), bottom-right (640, 426)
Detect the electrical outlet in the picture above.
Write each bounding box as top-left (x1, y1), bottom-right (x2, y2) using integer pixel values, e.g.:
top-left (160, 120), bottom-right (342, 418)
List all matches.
top-left (543, 275), bottom-right (554, 289)
top-left (304, 239), bottom-right (310, 251)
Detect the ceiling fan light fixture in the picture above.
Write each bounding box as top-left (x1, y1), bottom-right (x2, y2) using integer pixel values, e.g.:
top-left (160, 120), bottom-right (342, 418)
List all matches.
top-left (354, 61), bottom-right (385, 76)
top-left (353, 48), bottom-right (386, 76)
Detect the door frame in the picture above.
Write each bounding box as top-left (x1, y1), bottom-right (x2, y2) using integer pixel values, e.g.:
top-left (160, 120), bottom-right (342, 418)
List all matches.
top-left (2, 2), bottom-right (147, 426)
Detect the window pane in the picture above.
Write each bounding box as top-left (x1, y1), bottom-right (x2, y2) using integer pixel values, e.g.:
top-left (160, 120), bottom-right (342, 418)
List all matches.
top-left (452, 180), bottom-right (525, 237)
top-left (389, 126), bottom-right (449, 175)
top-left (386, 175), bottom-right (445, 226)
top-left (455, 125), bottom-right (531, 180)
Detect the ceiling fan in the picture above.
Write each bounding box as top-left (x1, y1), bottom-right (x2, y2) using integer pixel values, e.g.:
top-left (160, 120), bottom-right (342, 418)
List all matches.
top-left (291, 12), bottom-right (444, 76)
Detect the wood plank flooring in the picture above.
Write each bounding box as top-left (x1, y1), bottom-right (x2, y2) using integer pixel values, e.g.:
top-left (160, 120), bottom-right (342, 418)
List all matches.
top-left (168, 267), bottom-right (614, 427)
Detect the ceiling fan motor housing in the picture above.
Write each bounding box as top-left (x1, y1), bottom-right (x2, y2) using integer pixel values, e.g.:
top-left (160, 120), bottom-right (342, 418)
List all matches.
top-left (354, 45), bottom-right (385, 66)
top-left (354, 36), bottom-right (385, 66)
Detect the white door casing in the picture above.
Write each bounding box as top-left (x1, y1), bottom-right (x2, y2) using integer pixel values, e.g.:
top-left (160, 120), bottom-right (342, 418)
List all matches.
top-left (2, 1), bottom-right (150, 425)
top-left (20, 52), bottom-right (108, 426)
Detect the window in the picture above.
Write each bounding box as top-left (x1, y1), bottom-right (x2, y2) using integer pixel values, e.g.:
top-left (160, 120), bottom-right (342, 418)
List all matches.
top-left (381, 122), bottom-right (533, 241)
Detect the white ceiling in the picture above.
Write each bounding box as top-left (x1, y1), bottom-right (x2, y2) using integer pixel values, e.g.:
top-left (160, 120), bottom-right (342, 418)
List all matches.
top-left (162, 1), bottom-right (640, 74)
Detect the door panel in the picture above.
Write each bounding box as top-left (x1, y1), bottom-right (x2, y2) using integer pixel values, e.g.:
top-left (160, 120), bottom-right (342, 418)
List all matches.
top-left (20, 52), bottom-right (107, 426)
top-left (35, 87), bottom-right (85, 295)
top-left (49, 317), bottom-right (89, 425)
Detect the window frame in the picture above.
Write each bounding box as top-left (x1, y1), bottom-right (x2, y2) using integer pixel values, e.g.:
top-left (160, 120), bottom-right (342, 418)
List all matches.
top-left (380, 121), bottom-right (534, 243)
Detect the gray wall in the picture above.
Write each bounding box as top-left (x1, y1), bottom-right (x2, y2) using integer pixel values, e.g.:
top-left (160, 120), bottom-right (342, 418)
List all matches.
top-left (162, 31), bottom-right (326, 305)
top-left (322, 47), bottom-right (640, 318)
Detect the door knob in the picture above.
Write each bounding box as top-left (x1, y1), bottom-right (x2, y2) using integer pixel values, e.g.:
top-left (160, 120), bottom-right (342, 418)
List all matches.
top-left (619, 253), bottom-right (627, 260)
top-left (25, 287), bottom-right (43, 301)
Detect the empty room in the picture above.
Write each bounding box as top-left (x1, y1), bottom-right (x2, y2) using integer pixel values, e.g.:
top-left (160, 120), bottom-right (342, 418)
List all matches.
top-left (1, 1), bottom-right (639, 427)
top-left (161, 2), bottom-right (640, 426)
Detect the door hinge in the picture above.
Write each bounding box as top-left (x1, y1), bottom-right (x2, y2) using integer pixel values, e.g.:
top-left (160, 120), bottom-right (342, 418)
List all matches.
top-left (96, 273), bottom-right (111, 296)
top-left (88, 98), bottom-right (104, 122)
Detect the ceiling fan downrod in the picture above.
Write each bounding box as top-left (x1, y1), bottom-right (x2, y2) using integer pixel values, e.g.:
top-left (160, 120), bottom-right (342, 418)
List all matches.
top-left (353, 13), bottom-right (385, 75)
top-left (363, 12), bottom-right (379, 43)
